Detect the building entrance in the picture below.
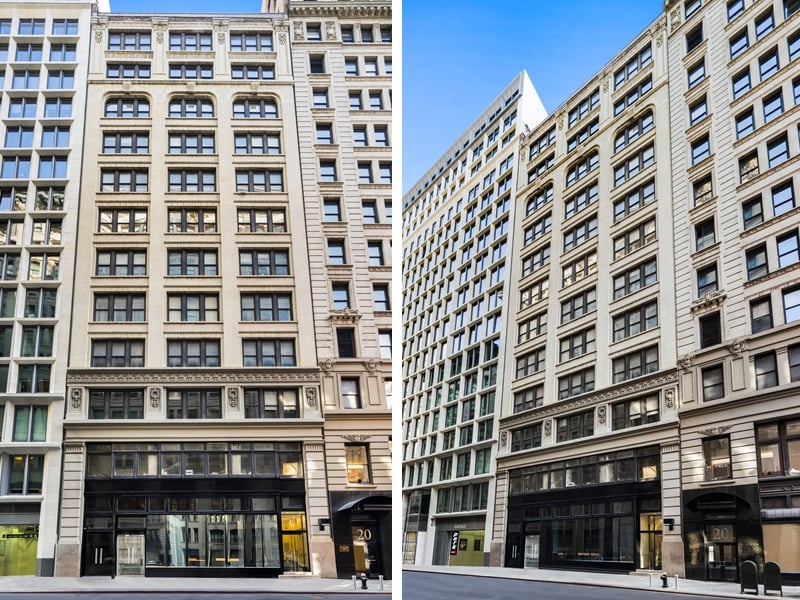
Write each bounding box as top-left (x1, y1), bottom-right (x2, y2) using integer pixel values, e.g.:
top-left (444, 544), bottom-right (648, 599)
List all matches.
top-left (83, 532), bottom-right (113, 576)
top-left (116, 533), bottom-right (145, 576)
top-left (351, 520), bottom-right (381, 577)
top-left (705, 524), bottom-right (737, 582)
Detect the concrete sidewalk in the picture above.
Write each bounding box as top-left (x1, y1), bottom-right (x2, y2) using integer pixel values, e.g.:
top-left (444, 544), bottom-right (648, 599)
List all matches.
top-left (0, 574), bottom-right (391, 595)
top-left (404, 564), bottom-right (800, 598)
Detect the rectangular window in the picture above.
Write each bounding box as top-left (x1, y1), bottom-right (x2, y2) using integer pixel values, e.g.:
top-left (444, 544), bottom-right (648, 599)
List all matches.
top-left (168, 249), bottom-right (218, 276)
top-left (558, 367), bottom-right (595, 400)
top-left (612, 395), bottom-right (659, 430)
top-left (168, 208), bottom-right (216, 233)
top-left (166, 389), bottom-right (222, 419)
top-left (169, 64), bottom-right (213, 79)
top-left (90, 339), bottom-right (145, 367)
top-left (105, 97), bottom-right (149, 118)
top-left (103, 132), bottom-right (149, 154)
top-left (5, 454), bottom-right (44, 494)
top-left (230, 33), bottom-right (273, 51)
top-left (613, 301), bottom-right (658, 342)
top-left (168, 169), bottom-right (216, 192)
top-left (702, 364), bottom-right (724, 401)
top-left (559, 327), bottom-right (595, 361)
top-left (373, 284), bottom-right (391, 311)
top-left (100, 169), bottom-right (148, 192)
top-left (704, 436), bottom-right (731, 480)
top-left (108, 31), bottom-right (151, 50)
top-left (234, 132), bottom-right (281, 155)
top-left (106, 63), bottom-right (151, 79)
top-left (167, 339), bottom-right (221, 367)
top-left (236, 208), bottom-right (285, 233)
top-left (242, 339), bottom-right (295, 367)
top-left (777, 231), bottom-right (800, 268)
top-left (755, 352), bottom-right (779, 388)
top-left (556, 409), bottom-right (594, 442)
top-left (243, 388), bottom-right (299, 419)
top-left (613, 259), bottom-right (657, 299)
top-left (736, 109), bottom-right (755, 139)
top-left (13, 406), bottom-right (47, 442)
top-left (689, 97), bottom-right (708, 125)
top-left (94, 294), bottom-right (145, 322)
top-left (767, 134), bottom-right (790, 168)
top-left (688, 59), bottom-right (706, 88)
top-left (691, 135), bottom-right (710, 164)
top-left (784, 285), bottom-right (800, 322)
top-left (168, 132), bottom-right (215, 154)
top-left (730, 29), bottom-right (749, 58)
top-left (695, 218), bottom-right (715, 251)
top-left (739, 152), bottom-right (759, 183)
top-left (167, 293), bottom-right (219, 322)
top-left (614, 218), bottom-right (656, 259)
top-left (341, 378), bottom-right (361, 409)
top-left (750, 297), bottom-right (773, 333)
top-left (759, 48), bottom-right (779, 80)
top-left (232, 98), bottom-right (276, 119)
top-left (763, 90), bottom-right (784, 122)
top-left (235, 170), bottom-right (283, 192)
top-left (699, 311), bottom-right (722, 347)
top-left (240, 293), bottom-right (293, 321)
top-left (732, 68), bottom-right (751, 99)
top-left (746, 244), bottom-right (768, 280)
top-left (95, 250), bottom-right (146, 276)
top-left (238, 249), bottom-right (287, 275)
top-left (697, 263), bottom-right (718, 295)
top-left (772, 181), bottom-right (795, 216)
top-left (88, 389), bottom-right (145, 419)
top-left (612, 346), bottom-right (659, 383)
top-left (755, 9), bottom-right (775, 40)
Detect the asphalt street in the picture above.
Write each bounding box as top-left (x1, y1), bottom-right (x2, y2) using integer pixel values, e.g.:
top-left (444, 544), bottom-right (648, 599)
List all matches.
top-left (403, 571), bottom-right (716, 600)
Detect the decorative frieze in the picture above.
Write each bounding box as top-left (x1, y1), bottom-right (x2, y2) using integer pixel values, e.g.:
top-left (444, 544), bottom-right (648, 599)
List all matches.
top-left (697, 425), bottom-right (733, 436)
top-left (67, 368), bottom-right (320, 385)
top-left (690, 290), bottom-right (726, 313)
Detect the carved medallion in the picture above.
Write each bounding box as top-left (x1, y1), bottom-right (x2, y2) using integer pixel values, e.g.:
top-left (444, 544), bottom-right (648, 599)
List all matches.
top-left (70, 387), bottom-right (82, 409)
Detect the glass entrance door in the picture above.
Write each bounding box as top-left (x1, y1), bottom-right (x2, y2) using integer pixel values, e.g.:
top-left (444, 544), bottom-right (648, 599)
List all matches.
top-left (83, 532), bottom-right (113, 576)
top-left (116, 533), bottom-right (145, 576)
top-left (705, 523), bottom-right (737, 582)
top-left (352, 521), bottom-right (381, 578)
top-left (639, 513), bottom-right (662, 570)
top-left (524, 534), bottom-right (540, 568)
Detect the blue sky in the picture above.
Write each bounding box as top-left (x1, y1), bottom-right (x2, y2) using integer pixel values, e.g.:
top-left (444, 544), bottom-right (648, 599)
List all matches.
top-left (403, 1), bottom-right (663, 192)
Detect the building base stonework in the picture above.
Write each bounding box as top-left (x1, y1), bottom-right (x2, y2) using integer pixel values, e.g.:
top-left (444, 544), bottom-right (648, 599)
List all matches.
top-left (310, 537), bottom-right (336, 578)
top-left (54, 543), bottom-right (81, 577)
top-left (661, 535), bottom-right (685, 577)
top-left (489, 540), bottom-right (503, 566)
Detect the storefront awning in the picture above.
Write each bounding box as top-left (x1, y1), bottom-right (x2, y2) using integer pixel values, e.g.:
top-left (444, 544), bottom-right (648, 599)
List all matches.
top-left (336, 495), bottom-right (391, 513)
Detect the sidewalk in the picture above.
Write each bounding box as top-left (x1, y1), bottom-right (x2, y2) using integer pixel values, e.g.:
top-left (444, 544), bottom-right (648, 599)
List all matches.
top-left (0, 575), bottom-right (391, 595)
top-left (405, 564), bottom-right (800, 598)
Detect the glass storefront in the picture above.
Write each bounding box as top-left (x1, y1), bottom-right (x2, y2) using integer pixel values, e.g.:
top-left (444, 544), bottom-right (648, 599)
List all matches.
top-left (82, 441), bottom-right (309, 576)
top-left (0, 525), bottom-right (39, 575)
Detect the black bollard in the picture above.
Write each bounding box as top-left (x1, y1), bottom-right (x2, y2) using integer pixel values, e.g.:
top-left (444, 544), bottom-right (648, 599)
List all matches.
top-left (360, 572), bottom-right (368, 590)
top-left (660, 573), bottom-right (668, 588)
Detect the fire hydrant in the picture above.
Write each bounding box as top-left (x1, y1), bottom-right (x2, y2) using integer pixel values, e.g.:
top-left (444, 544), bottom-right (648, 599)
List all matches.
top-left (360, 573), bottom-right (368, 590)
top-left (660, 572), bottom-right (668, 588)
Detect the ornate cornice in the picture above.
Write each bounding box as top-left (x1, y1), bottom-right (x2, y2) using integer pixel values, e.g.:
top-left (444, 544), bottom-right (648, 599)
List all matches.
top-left (288, 4), bottom-right (391, 18)
top-left (66, 368), bottom-right (320, 385)
top-left (64, 442), bottom-right (85, 454)
top-left (341, 434), bottom-right (371, 442)
top-left (500, 370), bottom-right (678, 429)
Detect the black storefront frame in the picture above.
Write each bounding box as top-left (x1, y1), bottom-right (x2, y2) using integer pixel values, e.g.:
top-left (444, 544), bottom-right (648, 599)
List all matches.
top-left (82, 476), bottom-right (307, 578)
top-left (506, 480), bottom-right (661, 572)
top-left (329, 491), bottom-right (391, 580)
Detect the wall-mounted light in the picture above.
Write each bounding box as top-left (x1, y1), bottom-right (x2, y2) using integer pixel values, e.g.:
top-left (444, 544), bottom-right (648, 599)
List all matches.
top-left (663, 518), bottom-right (675, 531)
top-left (318, 517), bottom-right (331, 531)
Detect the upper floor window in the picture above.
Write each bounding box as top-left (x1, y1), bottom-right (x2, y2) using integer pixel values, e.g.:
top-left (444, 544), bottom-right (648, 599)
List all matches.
top-left (103, 132), bottom-right (149, 154)
top-left (52, 18), bottom-right (78, 35)
top-left (230, 32), bottom-right (273, 51)
top-left (168, 169), bottom-right (216, 192)
top-left (169, 97), bottom-right (213, 118)
top-left (169, 133), bottom-right (215, 155)
top-left (167, 249), bottom-right (218, 276)
top-left (567, 89), bottom-right (599, 127)
top-left (730, 29), bottom-right (749, 59)
top-left (99, 208), bottom-right (147, 233)
top-left (168, 208), bottom-right (216, 233)
top-left (105, 97), bottom-right (150, 118)
top-left (236, 208), bottom-right (285, 233)
top-left (169, 64), bottom-right (212, 79)
top-left (234, 132), bottom-right (281, 155)
top-left (566, 151), bottom-right (598, 187)
top-left (96, 250), bottom-right (146, 276)
top-left (244, 389), bottom-right (299, 419)
top-left (242, 339), bottom-right (296, 367)
top-left (556, 409), bottom-right (594, 442)
top-left (91, 339), bottom-right (145, 367)
top-left (89, 389), bottom-right (144, 419)
top-left (235, 170), bottom-right (283, 193)
top-left (238, 249), bottom-right (289, 275)
top-left (612, 345), bottom-right (658, 383)
top-left (169, 31), bottom-right (212, 51)
top-left (614, 44), bottom-right (652, 90)
top-left (233, 98), bottom-right (278, 119)
top-left (756, 419), bottom-right (800, 477)
top-left (108, 31), bottom-right (151, 50)
top-left (167, 339), bottom-right (220, 367)
top-left (232, 64), bottom-right (274, 80)
top-left (106, 63), bottom-right (150, 79)
top-left (49, 44), bottom-right (76, 62)
top-left (686, 24), bottom-right (703, 53)
top-left (18, 19), bottom-right (45, 35)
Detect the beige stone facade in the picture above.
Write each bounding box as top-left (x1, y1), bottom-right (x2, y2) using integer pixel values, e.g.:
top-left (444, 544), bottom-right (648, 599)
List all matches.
top-left (45, 0), bottom-right (391, 581)
top-left (0, 0), bottom-right (95, 576)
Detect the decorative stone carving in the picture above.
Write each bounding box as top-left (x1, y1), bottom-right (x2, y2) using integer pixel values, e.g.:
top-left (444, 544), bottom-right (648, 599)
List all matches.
top-left (325, 21), bottom-right (337, 41)
top-left (67, 368), bottom-right (320, 385)
top-left (364, 359), bottom-right (379, 373)
top-left (305, 387), bottom-right (317, 407)
top-left (698, 425), bottom-right (733, 436)
top-left (544, 420), bottom-right (552, 437)
top-left (677, 354), bottom-right (694, 373)
top-left (70, 388), bottom-right (82, 409)
top-left (217, 32), bottom-right (225, 44)
top-left (156, 31), bottom-right (164, 44)
top-left (500, 431), bottom-right (507, 447)
top-left (293, 22), bottom-right (305, 41)
top-left (691, 289), bottom-right (727, 313)
top-left (149, 388), bottom-right (160, 408)
top-left (664, 388), bottom-right (675, 409)
top-left (670, 7), bottom-right (681, 33)
top-left (499, 370), bottom-right (679, 429)
top-left (319, 359), bottom-right (335, 373)
top-left (597, 405), bottom-right (606, 425)
top-left (228, 387), bottom-right (239, 407)
top-left (64, 442), bottom-right (85, 454)
top-left (342, 434), bottom-right (371, 442)
top-left (652, 21), bottom-right (666, 47)
top-left (329, 307), bottom-right (361, 322)
top-left (727, 338), bottom-right (748, 357)
top-left (279, 32), bottom-right (287, 46)
top-left (94, 30), bottom-right (103, 43)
